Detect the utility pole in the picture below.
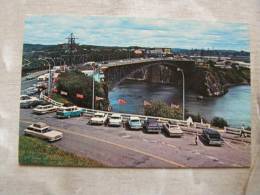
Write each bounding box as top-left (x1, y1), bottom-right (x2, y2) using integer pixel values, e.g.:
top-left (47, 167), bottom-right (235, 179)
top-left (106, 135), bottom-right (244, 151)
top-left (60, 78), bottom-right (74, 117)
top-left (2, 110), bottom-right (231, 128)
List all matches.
top-left (177, 68), bottom-right (185, 120)
top-left (66, 33), bottom-right (78, 66)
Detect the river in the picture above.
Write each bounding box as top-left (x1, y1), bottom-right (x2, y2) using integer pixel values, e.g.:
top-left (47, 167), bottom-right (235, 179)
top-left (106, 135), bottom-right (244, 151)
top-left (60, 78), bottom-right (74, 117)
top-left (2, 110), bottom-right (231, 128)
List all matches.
top-left (108, 80), bottom-right (251, 128)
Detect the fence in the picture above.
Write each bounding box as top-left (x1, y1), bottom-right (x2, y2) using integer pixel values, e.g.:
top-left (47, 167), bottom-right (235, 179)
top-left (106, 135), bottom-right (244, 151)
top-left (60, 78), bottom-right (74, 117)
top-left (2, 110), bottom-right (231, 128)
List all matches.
top-left (40, 93), bottom-right (64, 107)
top-left (224, 127), bottom-right (251, 137)
top-left (194, 122), bottom-right (211, 129)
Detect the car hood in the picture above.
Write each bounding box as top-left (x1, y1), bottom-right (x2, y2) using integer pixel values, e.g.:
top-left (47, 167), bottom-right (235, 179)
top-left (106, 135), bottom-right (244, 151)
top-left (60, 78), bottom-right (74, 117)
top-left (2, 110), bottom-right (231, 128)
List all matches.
top-left (130, 121), bottom-right (142, 126)
top-left (169, 128), bottom-right (183, 133)
top-left (91, 117), bottom-right (104, 121)
top-left (44, 130), bottom-right (63, 137)
top-left (109, 119), bottom-right (121, 123)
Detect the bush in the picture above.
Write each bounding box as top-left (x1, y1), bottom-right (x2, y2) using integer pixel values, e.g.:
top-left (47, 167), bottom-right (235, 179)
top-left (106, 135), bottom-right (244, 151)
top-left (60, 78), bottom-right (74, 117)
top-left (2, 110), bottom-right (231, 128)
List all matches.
top-left (56, 70), bottom-right (107, 109)
top-left (144, 101), bottom-right (182, 119)
top-left (211, 117), bottom-right (228, 128)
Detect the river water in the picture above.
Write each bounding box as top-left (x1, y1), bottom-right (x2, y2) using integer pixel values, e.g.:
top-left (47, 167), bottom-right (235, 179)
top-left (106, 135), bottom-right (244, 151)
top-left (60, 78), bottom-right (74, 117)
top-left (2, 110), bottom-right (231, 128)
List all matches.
top-left (108, 81), bottom-right (251, 128)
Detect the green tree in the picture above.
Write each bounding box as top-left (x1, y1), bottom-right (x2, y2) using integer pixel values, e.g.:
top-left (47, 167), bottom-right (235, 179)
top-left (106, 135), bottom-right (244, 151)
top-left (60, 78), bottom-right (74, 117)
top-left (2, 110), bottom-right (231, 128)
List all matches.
top-left (211, 117), bottom-right (228, 128)
top-left (56, 70), bottom-right (106, 109)
top-left (144, 101), bottom-right (182, 119)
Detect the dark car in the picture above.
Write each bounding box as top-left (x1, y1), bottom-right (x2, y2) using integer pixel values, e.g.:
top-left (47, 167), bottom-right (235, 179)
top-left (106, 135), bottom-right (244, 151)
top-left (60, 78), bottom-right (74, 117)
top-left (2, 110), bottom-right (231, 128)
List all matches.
top-left (201, 128), bottom-right (224, 146)
top-left (143, 119), bottom-right (161, 133)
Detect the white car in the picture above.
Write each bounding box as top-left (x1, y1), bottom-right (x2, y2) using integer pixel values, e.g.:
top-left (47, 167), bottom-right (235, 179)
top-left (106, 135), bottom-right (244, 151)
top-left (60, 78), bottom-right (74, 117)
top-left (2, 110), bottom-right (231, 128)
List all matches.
top-left (33, 104), bottom-right (57, 114)
top-left (24, 122), bottom-right (63, 142)
top-left (20, 95), bottom-right (39, 108)
top-left (89, 112), bottom-right (108, 125)
top-left (163, 123), bottom-right (183, 137)
top-left (108, 113), bottom-right (123, 127)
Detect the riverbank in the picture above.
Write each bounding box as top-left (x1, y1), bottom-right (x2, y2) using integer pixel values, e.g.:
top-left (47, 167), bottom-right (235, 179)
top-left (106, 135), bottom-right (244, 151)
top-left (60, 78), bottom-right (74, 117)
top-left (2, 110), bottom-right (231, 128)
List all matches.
top-left (108, 81), bottom-right (251, 128)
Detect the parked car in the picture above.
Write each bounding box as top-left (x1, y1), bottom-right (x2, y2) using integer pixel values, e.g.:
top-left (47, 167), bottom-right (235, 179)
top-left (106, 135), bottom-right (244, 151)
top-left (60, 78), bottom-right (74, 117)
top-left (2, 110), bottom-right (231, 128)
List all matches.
top-left (33, 104), bottom-right (57, 114)
top-left (201, 128), bottom-right (224, 146)
top-left (24, 87), bottom-right (39, 96)
top-left (108, 113), bottom-right (123, 127)
top-left (25, 75), bottom-right (35, 80)
top-left (127, 116), bottom-right (143, 130)
top-left (56, 106), bottom-right (84, 118)
top-left (89, 112), bottom-right (108, 125)
top-left (143, 119), bottom-right (161, 133)
top-left (163, 123), bottom-right (183, 137)
top-left (20, 95), bottom-right (41, 108)
top-left (24, 122), bottom-right (63, 142)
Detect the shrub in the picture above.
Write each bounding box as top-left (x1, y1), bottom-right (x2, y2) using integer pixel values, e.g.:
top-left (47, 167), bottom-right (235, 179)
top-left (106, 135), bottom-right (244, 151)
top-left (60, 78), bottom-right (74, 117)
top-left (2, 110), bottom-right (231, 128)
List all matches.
top-left (144, 101), bottom-right (182, 120)
top-left (211, 117), bottom-right (228, 128)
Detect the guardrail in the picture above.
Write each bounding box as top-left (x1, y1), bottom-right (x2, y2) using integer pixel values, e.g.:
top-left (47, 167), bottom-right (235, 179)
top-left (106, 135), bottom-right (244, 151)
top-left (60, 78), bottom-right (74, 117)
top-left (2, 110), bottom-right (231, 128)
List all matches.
top-left (81, 107), bottom-right (187, 124)
top-left (194, 122), bottom-right (211, 129)
top-left (224, 127), bottom-right (251, 137)
top-left (41, 93), bottom-right (64, 107)
top-left (39, 94), bottom-right (231, 133)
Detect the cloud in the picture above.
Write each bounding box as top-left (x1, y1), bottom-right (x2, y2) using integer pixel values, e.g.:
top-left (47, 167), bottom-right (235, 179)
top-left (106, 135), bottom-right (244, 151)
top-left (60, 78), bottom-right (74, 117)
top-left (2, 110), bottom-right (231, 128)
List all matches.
top-left (24, 16), bottom-right (250, 51)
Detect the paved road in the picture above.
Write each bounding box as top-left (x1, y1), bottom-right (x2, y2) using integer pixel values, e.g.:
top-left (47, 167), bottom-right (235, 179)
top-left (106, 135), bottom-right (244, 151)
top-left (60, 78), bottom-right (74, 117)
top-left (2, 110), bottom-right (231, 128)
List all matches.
top-left (19, 109), bottom-right (250, 168)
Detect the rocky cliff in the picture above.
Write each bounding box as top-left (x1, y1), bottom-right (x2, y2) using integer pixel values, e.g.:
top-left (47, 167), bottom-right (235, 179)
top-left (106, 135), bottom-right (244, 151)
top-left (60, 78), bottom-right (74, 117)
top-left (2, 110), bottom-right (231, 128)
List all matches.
top-left (189, 66), bottom-right (250, 97)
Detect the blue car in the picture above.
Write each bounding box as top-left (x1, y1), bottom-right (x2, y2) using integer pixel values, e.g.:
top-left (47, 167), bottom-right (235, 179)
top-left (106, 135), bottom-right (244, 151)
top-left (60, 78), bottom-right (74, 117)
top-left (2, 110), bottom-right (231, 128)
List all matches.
top-left (127, 116), bottom-right (143, 130)
top-left (56, 106), bottom-right (84, 119)
top-left (143, 119), bottom-right (161, 133)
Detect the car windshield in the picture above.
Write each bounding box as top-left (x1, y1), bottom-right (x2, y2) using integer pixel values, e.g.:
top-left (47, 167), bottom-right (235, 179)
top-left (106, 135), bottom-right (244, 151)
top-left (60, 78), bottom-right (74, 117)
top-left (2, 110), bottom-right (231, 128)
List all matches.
top-left (131, 120), bottom-right (140, 123)
top-left (42, 128), bottom-right (51, 133)
top-left (95, 114), bottom-right (104, 118)
top-left (208, 133), bottom-right (221, 139)
top-left (111, 117), bottom-right (120, 119)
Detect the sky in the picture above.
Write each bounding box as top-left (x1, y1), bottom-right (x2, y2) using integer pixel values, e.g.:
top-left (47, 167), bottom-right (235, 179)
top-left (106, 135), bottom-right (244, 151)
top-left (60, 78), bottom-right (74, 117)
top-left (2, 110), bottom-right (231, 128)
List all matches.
top-left (24, 16), bottom-right (250, 51)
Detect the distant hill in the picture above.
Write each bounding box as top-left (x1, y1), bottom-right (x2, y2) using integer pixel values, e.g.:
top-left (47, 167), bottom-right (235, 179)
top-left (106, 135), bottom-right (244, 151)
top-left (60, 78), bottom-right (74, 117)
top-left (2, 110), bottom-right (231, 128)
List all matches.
top-left (23, 44), bottom-right (56, 52)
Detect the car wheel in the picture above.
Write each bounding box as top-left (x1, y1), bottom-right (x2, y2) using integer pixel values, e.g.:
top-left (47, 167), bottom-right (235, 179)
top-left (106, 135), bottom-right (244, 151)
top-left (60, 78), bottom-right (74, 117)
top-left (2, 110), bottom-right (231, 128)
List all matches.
top-left (68, 115), bottom-right (71, 119)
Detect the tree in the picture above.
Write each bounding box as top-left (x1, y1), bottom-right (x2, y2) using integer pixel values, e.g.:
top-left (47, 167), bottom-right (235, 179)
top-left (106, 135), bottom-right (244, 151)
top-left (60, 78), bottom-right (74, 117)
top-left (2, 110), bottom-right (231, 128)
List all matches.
top-left (144, 101), bottom-right (182, 119)
top-left (211, 117), bottom-right (228, 128)
top-left (56, 70), bottom-right (107, 109)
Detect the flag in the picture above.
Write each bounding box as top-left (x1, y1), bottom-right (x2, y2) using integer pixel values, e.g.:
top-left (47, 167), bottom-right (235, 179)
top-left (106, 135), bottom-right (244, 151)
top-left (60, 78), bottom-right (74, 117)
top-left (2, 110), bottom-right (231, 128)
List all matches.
top-left (60, 90), bottom-right (68, 96)
top-left (96, 96), bottom-right (104, 101)
top-left (118, 98), bottom-right (127, 105)
top-left (52, 88), bottom-right (58, 93)
top-left (144, 100), bottom-right (152, 106)
top-left (76, 93), bottom-right (84, 99)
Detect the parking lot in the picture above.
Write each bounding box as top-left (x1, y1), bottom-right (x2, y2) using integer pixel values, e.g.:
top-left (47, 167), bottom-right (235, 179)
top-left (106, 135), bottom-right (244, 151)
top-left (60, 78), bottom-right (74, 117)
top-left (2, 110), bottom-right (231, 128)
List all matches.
top-left (19, 108), bottom-right (251, 168)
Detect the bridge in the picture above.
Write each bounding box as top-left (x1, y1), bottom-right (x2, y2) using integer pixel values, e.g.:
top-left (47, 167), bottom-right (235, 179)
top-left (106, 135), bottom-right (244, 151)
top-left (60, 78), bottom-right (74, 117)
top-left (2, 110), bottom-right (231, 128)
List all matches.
top-left (101, 58), bottom-right (196, 90)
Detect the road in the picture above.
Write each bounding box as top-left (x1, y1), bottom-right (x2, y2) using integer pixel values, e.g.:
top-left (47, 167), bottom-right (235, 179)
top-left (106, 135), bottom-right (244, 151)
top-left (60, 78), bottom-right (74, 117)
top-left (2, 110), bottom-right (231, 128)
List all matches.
top-left (19, 108), bottom-right (250, 168)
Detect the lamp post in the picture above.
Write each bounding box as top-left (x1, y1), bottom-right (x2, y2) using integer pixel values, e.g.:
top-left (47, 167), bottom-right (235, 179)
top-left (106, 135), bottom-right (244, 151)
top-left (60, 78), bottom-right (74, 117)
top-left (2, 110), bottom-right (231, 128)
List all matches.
top-left (92, 64), bottom-right (96, 110)
top-left (39, 58), bottom-right (52, 96)
top-left (177, 67), bottom-right (185, 120)
top-left (39, 57), bottom-right (56, 96)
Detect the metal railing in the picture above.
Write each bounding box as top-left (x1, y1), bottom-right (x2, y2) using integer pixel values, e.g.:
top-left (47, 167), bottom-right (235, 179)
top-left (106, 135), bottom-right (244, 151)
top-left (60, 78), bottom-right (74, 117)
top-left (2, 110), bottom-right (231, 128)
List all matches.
top-left (224, 127), bottom-right (251, 137)
top-left (40, 93), bottom-right (249, 136)
top-left (41, 93), bottom-right (64, 107)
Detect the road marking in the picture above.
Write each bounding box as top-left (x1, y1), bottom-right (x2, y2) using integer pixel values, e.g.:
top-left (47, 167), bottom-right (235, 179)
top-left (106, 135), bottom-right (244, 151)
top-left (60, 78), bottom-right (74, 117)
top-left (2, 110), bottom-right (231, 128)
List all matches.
top-left (166, 143), bottom-right (177, 149)
top-left (20, 120), bottom-right (186, 167)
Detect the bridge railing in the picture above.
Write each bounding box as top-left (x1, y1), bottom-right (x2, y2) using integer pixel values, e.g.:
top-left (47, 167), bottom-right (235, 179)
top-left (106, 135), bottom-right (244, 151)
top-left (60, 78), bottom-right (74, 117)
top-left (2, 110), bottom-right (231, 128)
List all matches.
top-left (80, 107), bottom-right (187, 124)
top-left (194, 122), bottom-right (211, 129)
top-left (39, 93), bottom-right (219, 131)
top-left (224, 127), bottom-right (251, 137)
top-left (40, 93), bottom-right (64, 107)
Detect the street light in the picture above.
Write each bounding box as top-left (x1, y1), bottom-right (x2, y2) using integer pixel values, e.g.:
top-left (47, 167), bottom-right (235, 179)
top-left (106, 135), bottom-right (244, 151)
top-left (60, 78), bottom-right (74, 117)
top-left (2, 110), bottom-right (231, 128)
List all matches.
top-left (91, 63), bottom-right (98, 110)
top-left (177, 67), bottom-right (185, 120)
top-left (39, 57), bottom-right (56, 96)
top-left (39, 58), bottom-right (52, 96)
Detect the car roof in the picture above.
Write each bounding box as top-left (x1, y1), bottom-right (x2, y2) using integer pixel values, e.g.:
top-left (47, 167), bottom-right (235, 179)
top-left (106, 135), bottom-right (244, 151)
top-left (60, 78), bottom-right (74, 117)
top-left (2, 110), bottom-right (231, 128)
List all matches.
top-left (147, 118), bottom-right (158, 122)
top-left (130, 116), bottom-right (140, 120)
top-left (204, 128), bottom-right (220, 135)
top-left (33, 122), bottom-right (48, 128)
top-left (95, 112), bottom-right (105, 115)
top-left (111, 113), bottom-right (121, 117)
